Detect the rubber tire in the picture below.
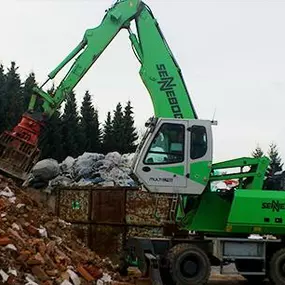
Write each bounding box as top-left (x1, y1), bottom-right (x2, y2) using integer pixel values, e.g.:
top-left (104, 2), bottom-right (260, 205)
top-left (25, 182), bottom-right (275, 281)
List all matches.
top-left (269, 248), bottom-right (285, 285)
top-left (168, 243), bottom-right (211, 285)
top-left (235, 259), bottom-right (266, 284)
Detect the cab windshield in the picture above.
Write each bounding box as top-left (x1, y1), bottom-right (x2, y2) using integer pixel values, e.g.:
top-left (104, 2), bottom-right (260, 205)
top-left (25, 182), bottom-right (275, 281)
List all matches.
top-left (144, 123), bottom-right (185, 164)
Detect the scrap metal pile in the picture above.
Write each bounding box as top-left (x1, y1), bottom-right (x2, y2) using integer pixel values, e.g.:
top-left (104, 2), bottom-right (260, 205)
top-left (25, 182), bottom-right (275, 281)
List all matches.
top-left (28, 152), bottom-right (136, 190)
top-left (0, 175), bottom-right (132, 285)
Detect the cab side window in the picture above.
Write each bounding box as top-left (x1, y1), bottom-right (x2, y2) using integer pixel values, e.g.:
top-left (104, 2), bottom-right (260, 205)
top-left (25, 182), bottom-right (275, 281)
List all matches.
top-left (190, 126), bottom-right (207, 159)
top-left (144, 123), bottom-right (185, 164)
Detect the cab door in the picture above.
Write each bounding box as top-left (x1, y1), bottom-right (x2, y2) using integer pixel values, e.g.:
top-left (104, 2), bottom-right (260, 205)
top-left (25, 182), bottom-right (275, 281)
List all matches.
top-left (133, 119), bottom-right (188, 194)
top-left (185, 120), bottom-right (213, 195)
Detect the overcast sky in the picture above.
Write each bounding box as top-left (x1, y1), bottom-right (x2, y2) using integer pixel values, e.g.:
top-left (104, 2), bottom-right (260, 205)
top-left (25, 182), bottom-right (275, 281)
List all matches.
top-left (1, 0), bottom-right (285, 163)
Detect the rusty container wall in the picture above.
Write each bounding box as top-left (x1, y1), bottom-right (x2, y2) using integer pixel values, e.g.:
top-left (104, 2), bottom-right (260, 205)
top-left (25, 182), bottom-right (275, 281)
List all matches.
top-left (58, 187), bottom-right (91, 222)
top-left (126, 190), bottom-right (171, 227)
top-left (89, 188), bottom-right (126, 263)
top-left (54, 186), bottom-right (172, 262)
top-left (126, 226), bottom-right (164, 239)
top-left (71, 223), bottom-right (91, 246)
top-left (91, 189), bottom-right (126, 224)
top-left (90, 225), bottom-right (125, 262)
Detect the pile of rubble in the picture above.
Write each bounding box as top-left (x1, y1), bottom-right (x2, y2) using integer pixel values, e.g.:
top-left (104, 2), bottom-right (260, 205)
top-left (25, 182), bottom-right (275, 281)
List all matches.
top-left (0, 175), bottom-right (131, 285)
top-left (28, 152), bottom-right (136, 190)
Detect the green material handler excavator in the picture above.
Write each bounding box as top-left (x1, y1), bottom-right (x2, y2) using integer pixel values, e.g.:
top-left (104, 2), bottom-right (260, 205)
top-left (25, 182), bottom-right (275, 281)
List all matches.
top-left (1, 1), bottom-right (285, 284)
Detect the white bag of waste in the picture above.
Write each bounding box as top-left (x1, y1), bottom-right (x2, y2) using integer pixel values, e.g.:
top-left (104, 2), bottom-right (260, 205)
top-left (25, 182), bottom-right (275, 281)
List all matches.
top-left (60, 156), bottom-right (75, 175)
top-left (31, 159), bottom-right (60, 181)
top-left (121, 153), bottom-right (135, 167)
top-left (34, 151), bottom-right (138, 188)
top-left (105, 152), bottom-right (121, 165)
top-left (48, 175), bottom-right (74, 188)
top-left (99, 152), bottom-right (135, 186)
top-left (73, 152), bottom-right (104, 180)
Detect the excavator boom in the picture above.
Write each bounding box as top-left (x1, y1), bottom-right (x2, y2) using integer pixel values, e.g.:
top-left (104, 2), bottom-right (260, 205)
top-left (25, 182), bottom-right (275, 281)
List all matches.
top-left (0, 0), bottom-right (197, 181)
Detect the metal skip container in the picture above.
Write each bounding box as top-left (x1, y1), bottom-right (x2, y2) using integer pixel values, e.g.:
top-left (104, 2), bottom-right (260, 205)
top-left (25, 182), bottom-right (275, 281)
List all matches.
top-left (54, 186), bottom-right (172, 260)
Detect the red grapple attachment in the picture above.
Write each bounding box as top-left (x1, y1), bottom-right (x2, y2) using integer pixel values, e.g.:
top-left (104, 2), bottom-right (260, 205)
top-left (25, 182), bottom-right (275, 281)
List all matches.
top-left (0, 114), bottom-right (43, 181)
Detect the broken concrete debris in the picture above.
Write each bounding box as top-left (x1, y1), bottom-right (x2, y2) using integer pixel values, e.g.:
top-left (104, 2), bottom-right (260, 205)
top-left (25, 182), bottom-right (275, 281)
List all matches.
top-left (0, 175), bottom-right (133, 285)
top-left (28, 152), bottom-right (136, 189)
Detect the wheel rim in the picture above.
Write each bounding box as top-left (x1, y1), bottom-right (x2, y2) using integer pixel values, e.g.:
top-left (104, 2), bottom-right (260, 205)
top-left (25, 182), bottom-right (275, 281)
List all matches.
top-left (179, 254), bottom-right (200, 278)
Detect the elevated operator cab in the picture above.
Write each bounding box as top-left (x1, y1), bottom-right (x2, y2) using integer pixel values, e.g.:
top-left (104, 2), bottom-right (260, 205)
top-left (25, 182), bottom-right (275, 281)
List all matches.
top-left (132, 118), bottom-right (214, 195)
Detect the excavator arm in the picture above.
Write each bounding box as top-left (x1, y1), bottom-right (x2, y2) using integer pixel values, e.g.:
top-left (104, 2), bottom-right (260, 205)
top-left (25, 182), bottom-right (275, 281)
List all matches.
top-left (31, 1), bottom-right (197, 120)
top-left (31, 0), bottom-right (142, 118)
top-left (0, 0), bottom-right (197, 181)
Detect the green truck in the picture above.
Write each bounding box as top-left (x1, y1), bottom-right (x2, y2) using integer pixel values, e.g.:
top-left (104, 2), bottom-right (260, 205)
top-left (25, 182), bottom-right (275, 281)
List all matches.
top-left (1, 1), bottom-right (285, 284)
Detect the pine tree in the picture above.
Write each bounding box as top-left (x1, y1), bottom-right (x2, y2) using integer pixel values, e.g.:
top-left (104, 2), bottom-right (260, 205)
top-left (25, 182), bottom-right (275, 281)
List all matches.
top-left (3, 62), bottom-right (23, 130)
top-left (39, 110), bottom-right (64, 161)
top-left (252, 145), bottom-right (264, 158)
top-left (0, 64), bottom-right (6, 133)
top-left (102, 112), bottom-right (114, 154)
top-left (112, 103), bottom-right (125, 153)
top-left (267, 143), bottom-right (283, 175)
top-left (61, 91), bottom-right (82, 158)
top-left (22, 72), bottom-right (36, 110)
top-left (122, 100), bottom-right (138, 153)
top-left (38, 87), bottom-right (63, 161)
top-left (80, 91), bottom-right (101, 153)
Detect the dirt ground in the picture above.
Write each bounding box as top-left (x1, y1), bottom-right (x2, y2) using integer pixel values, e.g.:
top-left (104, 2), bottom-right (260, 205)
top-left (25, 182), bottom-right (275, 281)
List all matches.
top-left (132, 269), bottom-right (268, 285)
top-left (209, 279), bottom-right (269, 285)
top-left (210, 264), bottom-right (268, 284)
top-left (209, 273), bottom-right (246, 284)
top-left (209, 273), bottom-right (270, 284)
top-left (208, 279), bottom-right (248, 285)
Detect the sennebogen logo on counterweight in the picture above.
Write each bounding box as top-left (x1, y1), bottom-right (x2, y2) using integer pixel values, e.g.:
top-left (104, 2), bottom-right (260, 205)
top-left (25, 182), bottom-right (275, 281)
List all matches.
top-left (262, 200), bottom-right (285, 212)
